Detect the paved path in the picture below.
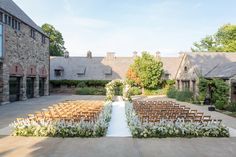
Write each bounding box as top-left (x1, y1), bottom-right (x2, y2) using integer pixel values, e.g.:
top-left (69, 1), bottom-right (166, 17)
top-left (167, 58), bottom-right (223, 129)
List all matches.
top-left (0, 95), bottom-right (105, 129)
top-left (1, 136), bottom-right (236, 157)
top-left (107, 99), bottom-right (131, 137)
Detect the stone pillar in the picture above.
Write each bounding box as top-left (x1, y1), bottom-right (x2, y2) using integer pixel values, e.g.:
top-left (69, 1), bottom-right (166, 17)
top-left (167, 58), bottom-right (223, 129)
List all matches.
top-left (21, 75), bottom-right (27, 101)
top-left (34, 76), bottom-right (39, 98)
top-left (44, 77), bottom-right (49, 96)
top-left (1, 64), bottom-right (10, 104)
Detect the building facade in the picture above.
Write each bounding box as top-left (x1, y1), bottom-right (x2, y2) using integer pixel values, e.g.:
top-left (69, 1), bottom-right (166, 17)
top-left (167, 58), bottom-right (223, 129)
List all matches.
top-left (0, 0), bottom-right (50, 104)
top-left (176, 52), bottom-right (236, 102)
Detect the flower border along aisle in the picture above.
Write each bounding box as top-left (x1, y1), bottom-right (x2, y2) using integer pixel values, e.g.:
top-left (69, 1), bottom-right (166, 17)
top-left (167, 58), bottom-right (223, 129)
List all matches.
top-left (125, 102), bottom-right (229, 138)
top-left (11, 102), bottom-right (112, 137)
top-left (105, 79), bottom-right (131, 101)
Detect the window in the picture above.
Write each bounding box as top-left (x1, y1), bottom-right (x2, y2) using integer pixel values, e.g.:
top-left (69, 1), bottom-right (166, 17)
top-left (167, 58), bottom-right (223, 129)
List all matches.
top-left (184, 66), bottom-right (188, 72)
top-left (0, 12), bottom-right (3, 22)
top-left (41, 35), bottom-right (46, 44)
top-left (182, 80), bottom-right (190, 90)
top-left (11, 18), bottom-right (15, 29)
top-left (0, 24), bottom-right (3, 57)
top-left (4, 14), bottom-right (7, 24)
top-left (8, 16), bottom-right (11, 26)
top-left (54, 70), bottom-right (62, 77)
top-left (30, 29), bottom-right (35, 39)
top-left (17, 22), bottom-right (21, 31)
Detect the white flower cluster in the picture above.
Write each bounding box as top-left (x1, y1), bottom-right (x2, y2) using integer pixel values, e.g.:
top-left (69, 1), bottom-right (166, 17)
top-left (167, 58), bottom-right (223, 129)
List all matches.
top-left (105, 79), bottom-right (131, 101)
top-left (125, 102), bottom-right (229, 138)
top-left (10, 102), bottom-right (112, 137)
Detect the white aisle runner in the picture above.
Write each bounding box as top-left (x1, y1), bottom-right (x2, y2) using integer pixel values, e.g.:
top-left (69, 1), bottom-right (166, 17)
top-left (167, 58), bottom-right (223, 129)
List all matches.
top-left (106, 98), bottom-right (132, 137)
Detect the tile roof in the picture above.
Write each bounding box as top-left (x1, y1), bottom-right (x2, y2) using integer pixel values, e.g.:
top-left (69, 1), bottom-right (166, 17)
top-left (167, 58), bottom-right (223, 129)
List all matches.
top-left (50, 55), bottom-right (182, 80)
top-left (205, 62), bottom-right (236, 78)
top-left (0, 0), bottom-right (45, 34)
top-left (186, 52), bottom-right (236, 76)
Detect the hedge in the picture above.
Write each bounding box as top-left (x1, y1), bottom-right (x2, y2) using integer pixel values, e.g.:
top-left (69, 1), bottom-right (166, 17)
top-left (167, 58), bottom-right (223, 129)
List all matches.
top-left (76, 87), bottom-right (106, 95)
top-left (50, 80), bottom-right (111, 87)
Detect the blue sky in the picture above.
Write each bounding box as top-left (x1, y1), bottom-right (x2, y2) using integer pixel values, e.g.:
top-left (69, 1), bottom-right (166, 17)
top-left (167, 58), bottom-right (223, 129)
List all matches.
top-left (14, 0), bottom-right (236, 56)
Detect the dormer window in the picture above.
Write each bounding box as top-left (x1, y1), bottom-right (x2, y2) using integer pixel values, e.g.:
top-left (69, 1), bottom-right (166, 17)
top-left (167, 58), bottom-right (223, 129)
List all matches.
top-left (104, 67), bottom-right (112, 75)
top-left (54, 66), bottom-right (64, 77)
top-left (77, 67), bottom-right (86, 76)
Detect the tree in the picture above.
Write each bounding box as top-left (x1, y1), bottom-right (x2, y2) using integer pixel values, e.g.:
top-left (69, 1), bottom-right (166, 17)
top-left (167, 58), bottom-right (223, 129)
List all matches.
top-left (192, 24), bottom-right (236, 52)
top-left (126, 52), bottom-right (163, 93)
top-left (41, 23), bottom-right (66, 56)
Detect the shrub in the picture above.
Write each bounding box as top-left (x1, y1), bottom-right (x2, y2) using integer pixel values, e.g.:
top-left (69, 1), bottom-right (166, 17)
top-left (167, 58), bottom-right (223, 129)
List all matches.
top-left (226, 102), bottom-right (236, 112)
top-left (11, 102), bottom-right (112, 137)
top-left (125, 102), bottom-right (229, 138)
top-left (176, 90), bottom-right (193, 102)
top-left (77, 81), bottom-right (86, 88)
top-left (50, 80), bottom-right (110, 87)
top-left (167, 87), bottom-right (178, 98)
top-left (129, 87), bottom-right (142, 96)
top-left (76, 87), bottom-right (106, 95)
top-left (215, 100), bottom-right (226, 110)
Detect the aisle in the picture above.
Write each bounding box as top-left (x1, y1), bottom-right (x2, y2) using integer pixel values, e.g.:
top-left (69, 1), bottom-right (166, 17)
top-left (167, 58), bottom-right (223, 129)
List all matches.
top-left (106, 98), bottom-right (131, 137)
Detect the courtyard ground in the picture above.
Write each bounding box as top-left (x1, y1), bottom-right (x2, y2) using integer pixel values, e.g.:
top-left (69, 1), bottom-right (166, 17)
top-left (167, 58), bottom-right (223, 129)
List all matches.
top-left (0, 95), bottom-right (236, 157)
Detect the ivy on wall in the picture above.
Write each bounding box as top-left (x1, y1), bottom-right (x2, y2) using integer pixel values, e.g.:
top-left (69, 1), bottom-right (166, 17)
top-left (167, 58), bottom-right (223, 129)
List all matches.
top-left (198, 77), bottom-right (229, 109)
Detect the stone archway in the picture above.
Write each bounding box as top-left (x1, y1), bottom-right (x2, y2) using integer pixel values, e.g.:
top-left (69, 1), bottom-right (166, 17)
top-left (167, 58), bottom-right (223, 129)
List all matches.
top-left (105, 79), bottom-right (131, 101)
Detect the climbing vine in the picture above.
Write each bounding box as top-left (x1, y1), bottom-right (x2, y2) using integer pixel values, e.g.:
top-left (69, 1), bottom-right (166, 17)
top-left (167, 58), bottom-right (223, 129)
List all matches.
top-left (105, 79), bottom-right (131, 101)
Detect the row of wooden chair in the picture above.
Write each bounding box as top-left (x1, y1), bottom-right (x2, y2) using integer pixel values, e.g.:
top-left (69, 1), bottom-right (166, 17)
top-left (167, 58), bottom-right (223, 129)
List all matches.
top-left (133, 100), bottom-right (221, 124)
top-left (27, 100), bottom-right (104, 122)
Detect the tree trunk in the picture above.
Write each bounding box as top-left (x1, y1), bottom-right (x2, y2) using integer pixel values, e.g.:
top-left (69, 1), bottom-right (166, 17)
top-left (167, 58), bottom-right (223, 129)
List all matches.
top-left (142, 87), bottom-right (145, 95)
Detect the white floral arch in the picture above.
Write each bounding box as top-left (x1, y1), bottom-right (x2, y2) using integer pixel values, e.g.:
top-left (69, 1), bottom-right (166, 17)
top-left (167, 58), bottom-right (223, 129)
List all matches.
top-left (105, 79), bottom-right (131, 101)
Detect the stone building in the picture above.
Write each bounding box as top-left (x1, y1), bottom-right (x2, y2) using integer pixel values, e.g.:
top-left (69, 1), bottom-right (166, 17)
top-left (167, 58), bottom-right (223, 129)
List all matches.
top-left (176, 52), bottom-right (236, 102)
top-left (50, 51), bottom-right (183, 92)
top-left (0, 0), bottom-right (50, 104)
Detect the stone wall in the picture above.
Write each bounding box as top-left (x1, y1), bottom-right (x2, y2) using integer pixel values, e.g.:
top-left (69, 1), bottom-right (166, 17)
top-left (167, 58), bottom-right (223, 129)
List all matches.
top-left (0, 21), bottom-right (49, 104)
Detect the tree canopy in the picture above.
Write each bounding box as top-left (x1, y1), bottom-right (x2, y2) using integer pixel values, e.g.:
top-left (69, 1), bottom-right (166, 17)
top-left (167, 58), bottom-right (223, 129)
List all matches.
top-left (41, 23), bottom-right (66, 56)
top-left (126, 52), bottom-right (163, 89)
top-left (192, 24), bottom-right (236, 52)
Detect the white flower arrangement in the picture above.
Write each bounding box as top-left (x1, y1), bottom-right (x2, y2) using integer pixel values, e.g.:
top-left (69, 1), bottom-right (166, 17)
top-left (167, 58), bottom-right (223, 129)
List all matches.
top-left (105, 79), bottom-right (131, 101)
top-left (10, 102), bottom-right (112, 137)
top-left (125, 102), bottom-right (229, 138)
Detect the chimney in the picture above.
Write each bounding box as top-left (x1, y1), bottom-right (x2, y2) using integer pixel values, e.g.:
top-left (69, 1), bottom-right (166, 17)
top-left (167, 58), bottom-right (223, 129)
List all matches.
top-left (155, 51), bottom-right (161, 60)
top-left (87, 50), bottom-right (92, 58)
top-left (64, 51), bottom-right (69, 58)
top-left (106, 52), bottom-right (115, 60)
top-left (133, 51), bottom-right (138, 57)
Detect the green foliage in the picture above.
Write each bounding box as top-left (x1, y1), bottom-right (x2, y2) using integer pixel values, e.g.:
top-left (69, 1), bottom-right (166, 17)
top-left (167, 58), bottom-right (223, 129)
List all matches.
top-left (76, 87), bottom-right (106, 95)
top-left (226, 102), bottom-right (236, 112)
top-left (192, 24), bottom-right (236, 52)
top-left (77, 81), bottom-right (86, 88)
top-left (105, 80), bottom-right (131, 101)
top-left (176, 90), bottom-right (193, 102)
top-left (50, 80), bottom-right (110, 87)
top-left (129, 87), bottom-right (142, 96)
top-left (198, 78), bottom-right (229, 109)
top-left (41, 23), bottom-right (66, 56)
top-left (167, 87), bottom-right (178, 98)
top-left (144, 88), bottom-right (167, 96)
top-left (127, 52), bottom-right (163, 89)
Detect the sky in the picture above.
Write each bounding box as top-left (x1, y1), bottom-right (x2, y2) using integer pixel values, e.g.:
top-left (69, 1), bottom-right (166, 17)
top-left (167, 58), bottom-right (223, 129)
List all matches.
top-left (13, 0), bottom-right (236, 57)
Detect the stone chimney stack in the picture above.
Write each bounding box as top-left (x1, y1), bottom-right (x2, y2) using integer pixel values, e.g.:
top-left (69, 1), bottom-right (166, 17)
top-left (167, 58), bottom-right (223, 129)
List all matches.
top-left (64, 51), bottom-right (69, 58)
top-left (106, 52), bottom-right (115, 60)
top-left (155, 51), bottom-right (161, 60)
top-left (133, 51), bottom-right (138, 57)
top-left (87, 50), bottom-right (92, 58)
